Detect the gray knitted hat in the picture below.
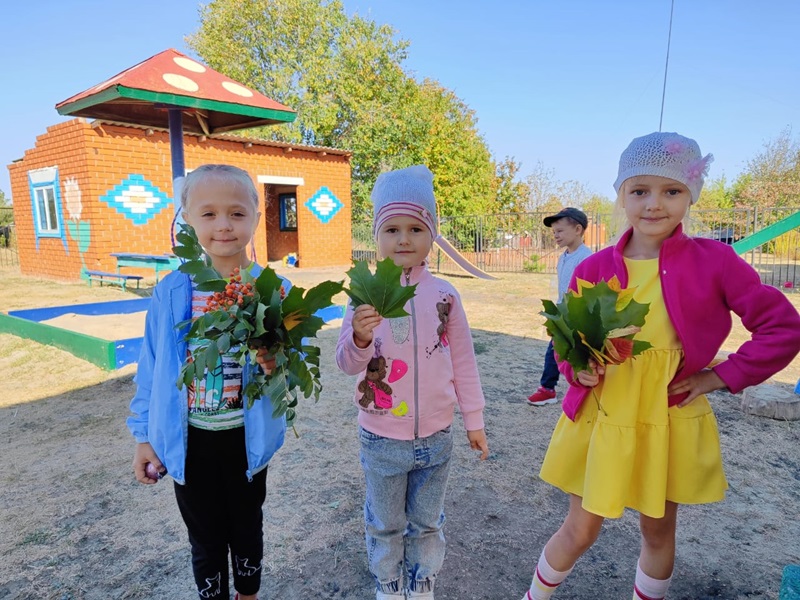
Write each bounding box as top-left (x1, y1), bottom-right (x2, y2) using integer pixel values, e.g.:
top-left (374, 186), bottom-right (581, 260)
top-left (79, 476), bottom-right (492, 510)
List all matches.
top-left (372, 165), bottom-right (438, 237)
top-left (614, 132), bottom-right (713, 204)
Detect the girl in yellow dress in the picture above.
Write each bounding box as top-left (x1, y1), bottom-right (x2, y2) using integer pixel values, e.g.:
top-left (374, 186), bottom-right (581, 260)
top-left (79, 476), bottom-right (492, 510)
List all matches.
top-left (521, 132), bottom-right (800, 600)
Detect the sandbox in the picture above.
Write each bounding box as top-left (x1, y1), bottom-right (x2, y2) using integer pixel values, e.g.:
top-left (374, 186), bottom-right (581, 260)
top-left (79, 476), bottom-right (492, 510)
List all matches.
top-left (0, 298), bottom-right (150, 370)
top-left (0, 299), bottom-right (345, 371)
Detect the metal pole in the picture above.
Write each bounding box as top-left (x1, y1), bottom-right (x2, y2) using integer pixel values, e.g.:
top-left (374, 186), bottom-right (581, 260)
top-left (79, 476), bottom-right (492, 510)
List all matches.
top-left (168, 108), bottom-right (186, 214)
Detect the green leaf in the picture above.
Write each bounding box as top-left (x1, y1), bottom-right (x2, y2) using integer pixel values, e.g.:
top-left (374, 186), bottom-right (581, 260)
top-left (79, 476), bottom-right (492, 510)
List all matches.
top-left (344, 258), bottom-right (417, 318)
top-left (196, 280), bottom-right (227, 293)
top-left (174, 246), bottom-right (200, 260)
top-left (178, 260), bottom-right (211, 276)
top-left (254, 266), bottom-right (284, 299)
top-left (539, 278), bottom-right (651, 374)
top-left (217, 333), bottom-right (231, 353)
top-left (204, 343), bottom-right (220, 373)
top-left (284, 280), bottom-right (345, 317)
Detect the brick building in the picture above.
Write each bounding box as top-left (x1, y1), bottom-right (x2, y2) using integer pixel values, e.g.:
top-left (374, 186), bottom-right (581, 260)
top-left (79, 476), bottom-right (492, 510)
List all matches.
top-left (8, 118), bottom-right (352, 281)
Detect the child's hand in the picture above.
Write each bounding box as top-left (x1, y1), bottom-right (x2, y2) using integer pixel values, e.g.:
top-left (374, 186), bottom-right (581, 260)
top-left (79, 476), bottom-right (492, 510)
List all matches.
top-left (576, 359), bottom-right (604, 387)
top-left (352, 304), bottom-right (382, 349)
top-left (133, 442), bottom-right (163, 485)
top-left (254, 348), bottom-right (276, 374)
top-left (668, 369), bottom-right (726, 407)
top-left (467, 428), bottom-right (489, 460)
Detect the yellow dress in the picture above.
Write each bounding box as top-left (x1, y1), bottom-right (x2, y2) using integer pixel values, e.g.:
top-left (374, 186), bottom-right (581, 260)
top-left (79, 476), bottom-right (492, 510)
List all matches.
top-left (539, 258), bottom-right (728, 519)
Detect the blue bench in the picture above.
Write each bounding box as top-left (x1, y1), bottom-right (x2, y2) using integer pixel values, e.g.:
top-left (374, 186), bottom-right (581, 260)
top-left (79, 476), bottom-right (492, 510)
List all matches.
top-left (85, 270), bottom-right (142, 292)
top-left (111, 252), bottom-right (181, 283)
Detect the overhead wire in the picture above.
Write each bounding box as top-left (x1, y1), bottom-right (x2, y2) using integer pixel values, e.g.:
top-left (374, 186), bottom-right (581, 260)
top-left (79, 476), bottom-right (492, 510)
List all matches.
top-left (659, 0), bottom-right (675, 131)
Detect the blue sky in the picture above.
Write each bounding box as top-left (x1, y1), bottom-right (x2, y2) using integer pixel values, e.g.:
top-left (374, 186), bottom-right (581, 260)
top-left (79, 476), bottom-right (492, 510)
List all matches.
top-left (1, 0), bottom-right (798, 202)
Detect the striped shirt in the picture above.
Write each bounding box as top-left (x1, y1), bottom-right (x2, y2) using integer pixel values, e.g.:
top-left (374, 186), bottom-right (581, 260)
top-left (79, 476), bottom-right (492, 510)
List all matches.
top-left (187, 287), bottom-right (245, 431)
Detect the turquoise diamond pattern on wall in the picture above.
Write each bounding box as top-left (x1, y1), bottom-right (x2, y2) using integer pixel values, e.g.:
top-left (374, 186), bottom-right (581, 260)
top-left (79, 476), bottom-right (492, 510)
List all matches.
top-left (99, 175), bottom-right (172, 225)
top-left (305, 186), bottom-right (343, 224)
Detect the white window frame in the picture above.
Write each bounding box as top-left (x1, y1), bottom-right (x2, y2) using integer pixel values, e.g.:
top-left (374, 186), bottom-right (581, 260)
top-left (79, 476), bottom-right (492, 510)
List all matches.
top-left (33, 184), bottom-right (60, 235)
top-left (28, 167), bottom-right (63, 238)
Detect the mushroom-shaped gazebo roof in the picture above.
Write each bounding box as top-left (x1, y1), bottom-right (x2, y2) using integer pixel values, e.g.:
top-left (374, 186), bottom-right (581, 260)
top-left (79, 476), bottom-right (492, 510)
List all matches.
top-left (56, 48), bottom-right (295, 134)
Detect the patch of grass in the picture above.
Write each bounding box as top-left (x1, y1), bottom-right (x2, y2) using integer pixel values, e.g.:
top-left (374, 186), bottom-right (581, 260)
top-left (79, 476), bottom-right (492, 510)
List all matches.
top-left (20, 529), bottom-right (52, 546)
top-left (472, 341), bottom-right (489, 354)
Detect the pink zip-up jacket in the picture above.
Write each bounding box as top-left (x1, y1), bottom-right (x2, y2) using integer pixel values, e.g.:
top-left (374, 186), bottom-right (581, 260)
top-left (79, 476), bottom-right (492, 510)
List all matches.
top-left (336, 263), bottom-right (485, 440)
top-left (559, 225), bottom-right (800, 421)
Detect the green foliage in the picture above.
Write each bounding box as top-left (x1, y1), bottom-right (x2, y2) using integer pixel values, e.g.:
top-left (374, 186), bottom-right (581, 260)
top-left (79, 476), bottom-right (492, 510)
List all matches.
top-left (172, 224), bottom-right (344, 426)
top-left (699, 176), bottom-right (734, 210)
top-left (523, 254), bottom-right (545, 273)
top-left (540, 278), bottom-right (651, 374)
top-left (188, 0), bottom-right (497, 221)
top-left (494, 156), bottom-right (531, 213)
top-left (345, 258), bottom-right (417, 318)
top-left (732, 128), bottom-right (800, 208)
top-left (0, 190), bottom-right (11, 227)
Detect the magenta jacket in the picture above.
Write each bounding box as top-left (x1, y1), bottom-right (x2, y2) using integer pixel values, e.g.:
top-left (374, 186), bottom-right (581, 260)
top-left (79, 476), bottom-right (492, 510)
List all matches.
top-left (336, 264), bottom-right (485, 440)
top-left (559, 225), bottom-right (800, 421)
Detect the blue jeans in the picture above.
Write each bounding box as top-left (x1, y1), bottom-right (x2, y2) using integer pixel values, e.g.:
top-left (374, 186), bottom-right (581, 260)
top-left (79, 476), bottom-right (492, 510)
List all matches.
top-left (540, 340), bottom-right (560, 389)
top-left (359, 425), bottom-right (453, 594)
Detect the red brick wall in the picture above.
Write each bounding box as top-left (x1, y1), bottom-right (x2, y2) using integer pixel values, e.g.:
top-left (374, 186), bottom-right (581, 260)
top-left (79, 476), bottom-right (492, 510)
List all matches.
top-left (8, 119), bottom-right (352, 280)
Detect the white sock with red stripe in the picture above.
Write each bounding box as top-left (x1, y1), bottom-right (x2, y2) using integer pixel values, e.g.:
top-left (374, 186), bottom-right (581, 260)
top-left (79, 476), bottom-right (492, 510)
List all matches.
top-left (632, 561), bottom-right (672, 599)
top-left (522, 549), bottom-right (573, 600)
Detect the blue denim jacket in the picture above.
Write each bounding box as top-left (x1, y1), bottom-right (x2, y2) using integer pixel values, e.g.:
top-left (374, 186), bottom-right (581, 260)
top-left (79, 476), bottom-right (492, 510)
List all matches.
top-left (126, 266), bottom-right (288, 484)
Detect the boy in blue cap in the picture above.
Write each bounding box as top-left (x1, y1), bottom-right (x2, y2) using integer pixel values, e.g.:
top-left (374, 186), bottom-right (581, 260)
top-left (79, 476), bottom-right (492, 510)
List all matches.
top-left (527, 207), bottom-right (592, 406)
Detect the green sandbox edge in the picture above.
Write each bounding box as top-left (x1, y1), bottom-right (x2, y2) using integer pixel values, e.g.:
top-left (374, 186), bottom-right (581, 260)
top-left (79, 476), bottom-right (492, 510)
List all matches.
top-left (0, 313), bottom-right (116, 370)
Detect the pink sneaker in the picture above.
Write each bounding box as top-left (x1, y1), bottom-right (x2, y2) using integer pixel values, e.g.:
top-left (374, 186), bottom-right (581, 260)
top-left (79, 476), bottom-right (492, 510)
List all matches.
top-left (527, 387), bottom-right (557, 406)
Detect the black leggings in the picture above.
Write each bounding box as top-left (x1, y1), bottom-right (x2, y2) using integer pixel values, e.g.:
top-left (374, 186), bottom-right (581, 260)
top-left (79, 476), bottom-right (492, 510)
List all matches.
top-left (174, 426), bottom-right (268, 599)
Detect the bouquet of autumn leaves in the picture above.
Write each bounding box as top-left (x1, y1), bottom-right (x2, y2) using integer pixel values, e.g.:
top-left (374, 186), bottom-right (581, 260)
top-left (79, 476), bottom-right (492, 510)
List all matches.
top-left (173, 223), bottom-right (417, 427)
top-left (540, 276), bottom-right (652, 387)
top-left (173, 224), bottom-right (344, 426)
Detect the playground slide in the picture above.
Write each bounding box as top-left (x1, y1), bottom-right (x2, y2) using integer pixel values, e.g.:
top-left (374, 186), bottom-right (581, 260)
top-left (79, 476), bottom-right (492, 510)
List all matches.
top-left (729, 210), bottom-right (800, 395)
top-left (731, 210), bottom-right (800, 255)
top-left (434, 235), bottom-right (498, 280)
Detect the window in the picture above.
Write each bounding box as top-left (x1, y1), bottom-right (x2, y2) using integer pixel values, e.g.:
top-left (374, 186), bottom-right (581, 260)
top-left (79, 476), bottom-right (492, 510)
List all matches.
top-left (28, 166), bottom-right (63, 238)
top-left (279, 193), bottom-right (298, 231)
top-left (35, 186), bottom-right (59, 233)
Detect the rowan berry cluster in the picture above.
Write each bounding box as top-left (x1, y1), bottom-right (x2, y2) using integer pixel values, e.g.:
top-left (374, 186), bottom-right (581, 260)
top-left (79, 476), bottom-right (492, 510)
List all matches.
top-left (202, 268), bottom-right (255, 313)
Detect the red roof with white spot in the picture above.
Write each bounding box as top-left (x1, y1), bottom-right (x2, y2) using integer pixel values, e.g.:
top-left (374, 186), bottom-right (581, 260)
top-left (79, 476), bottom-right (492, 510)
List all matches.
top-left (56, 49), bottom-right (295, 134)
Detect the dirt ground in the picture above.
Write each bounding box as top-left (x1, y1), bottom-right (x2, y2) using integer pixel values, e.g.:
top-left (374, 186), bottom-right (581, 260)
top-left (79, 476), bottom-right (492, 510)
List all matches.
top-left (1, 264), bottom-right (799, 600)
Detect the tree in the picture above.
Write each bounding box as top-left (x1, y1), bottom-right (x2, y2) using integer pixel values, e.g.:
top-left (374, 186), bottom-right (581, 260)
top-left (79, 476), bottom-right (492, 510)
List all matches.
top-left (188, 0), bottom-right (497, 220)
top-left (699, 176), bottom-right (734, 210)
top-left (524, 162), bottom-right (561, 211)
top-left (414, 81), bottom-right (495, 216)
top-left (493, 156), bottom-right (531, 214)
top-left (0, 189), bottom-right (12, 227)
top-left (733, 128), bottom-right (800, 208)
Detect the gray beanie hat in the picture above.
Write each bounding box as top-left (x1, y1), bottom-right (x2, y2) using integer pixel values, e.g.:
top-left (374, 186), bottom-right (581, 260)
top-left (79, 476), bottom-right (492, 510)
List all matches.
top-left (372, 165), bottom-right (438, 237)
top-left (614, 132), bottom-right (713, 204)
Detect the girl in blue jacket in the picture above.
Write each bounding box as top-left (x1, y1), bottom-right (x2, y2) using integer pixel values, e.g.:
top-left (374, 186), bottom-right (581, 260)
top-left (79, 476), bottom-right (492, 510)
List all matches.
top-left (127, 164), bottom-right (287, 600)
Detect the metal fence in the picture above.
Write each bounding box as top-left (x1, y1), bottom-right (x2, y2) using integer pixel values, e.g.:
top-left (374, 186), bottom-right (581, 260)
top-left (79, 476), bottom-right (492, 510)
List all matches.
top-left (0, 207), bottom-right (17, 267)
top-left (352, 206), bottom-right (800, 290)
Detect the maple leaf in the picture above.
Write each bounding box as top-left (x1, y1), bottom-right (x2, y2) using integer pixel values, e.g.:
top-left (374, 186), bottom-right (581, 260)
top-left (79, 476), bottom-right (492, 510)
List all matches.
top-left (345, 258), bottom-right (417, 318)
top-left (540, 278), bottom-right (652, 374)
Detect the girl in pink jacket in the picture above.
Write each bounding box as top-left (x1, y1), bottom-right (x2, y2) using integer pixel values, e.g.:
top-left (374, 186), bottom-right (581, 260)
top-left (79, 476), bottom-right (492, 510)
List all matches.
top-left (521, 132), bottom-right (800, 600)
top-left (336, 165), bottom-right (489, 600)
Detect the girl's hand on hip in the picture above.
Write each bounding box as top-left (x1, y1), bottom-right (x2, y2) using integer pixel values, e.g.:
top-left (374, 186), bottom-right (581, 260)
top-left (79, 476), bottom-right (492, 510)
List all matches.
top-left (668, 369), bottom-right (727, 407)
top-left (467, 428), bottom-right (489, 460)
top-left (352, 304), bottom-right (382, 348)
top-left (576, 359), bottom-right (604, 387)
